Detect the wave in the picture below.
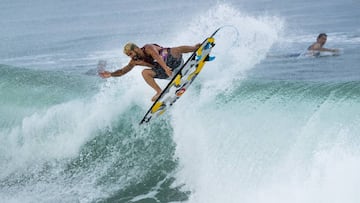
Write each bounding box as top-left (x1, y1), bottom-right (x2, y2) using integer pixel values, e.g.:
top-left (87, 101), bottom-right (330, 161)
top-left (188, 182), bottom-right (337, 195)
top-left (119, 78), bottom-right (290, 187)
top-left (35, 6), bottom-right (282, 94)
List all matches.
top-left (0, 64), bottom-right (184, 202)
top-left (2, 3), bottom-right (359, 203)
top-left (0, 3), bottom-right (285, 202)
top-left (173, 78), bottom-right (360, 203)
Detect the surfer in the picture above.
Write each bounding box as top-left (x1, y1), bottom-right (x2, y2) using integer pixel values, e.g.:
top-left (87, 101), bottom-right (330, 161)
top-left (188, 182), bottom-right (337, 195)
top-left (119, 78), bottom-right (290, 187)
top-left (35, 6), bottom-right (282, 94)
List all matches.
top-left (99, 42), bottom-right (200, 101)
top-left (307, 33), bottom-right (339, 54)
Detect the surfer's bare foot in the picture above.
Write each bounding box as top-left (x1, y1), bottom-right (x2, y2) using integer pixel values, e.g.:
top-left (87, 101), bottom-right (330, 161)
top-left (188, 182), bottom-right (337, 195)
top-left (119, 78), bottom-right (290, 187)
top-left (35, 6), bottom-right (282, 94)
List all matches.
top-left (151, 92), bottom-right (161, 102)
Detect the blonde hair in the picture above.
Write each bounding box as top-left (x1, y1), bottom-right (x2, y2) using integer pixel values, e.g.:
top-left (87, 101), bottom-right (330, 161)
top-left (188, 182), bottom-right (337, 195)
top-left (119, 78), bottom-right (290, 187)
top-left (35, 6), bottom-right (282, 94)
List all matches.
top-left (123, 42), bottom-right (138, 54)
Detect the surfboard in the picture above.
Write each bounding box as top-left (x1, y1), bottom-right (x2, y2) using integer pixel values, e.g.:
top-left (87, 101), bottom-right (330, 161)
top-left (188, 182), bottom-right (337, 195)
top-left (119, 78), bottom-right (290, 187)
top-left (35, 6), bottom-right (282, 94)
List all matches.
top-left (140, 28), bottom-right (220, 124)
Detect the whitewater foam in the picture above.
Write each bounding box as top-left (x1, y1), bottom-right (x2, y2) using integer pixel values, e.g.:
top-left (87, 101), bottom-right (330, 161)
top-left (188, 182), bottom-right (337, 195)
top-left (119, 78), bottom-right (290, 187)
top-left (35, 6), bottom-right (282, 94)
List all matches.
top-left (168, 3), bottom-right (286, 203)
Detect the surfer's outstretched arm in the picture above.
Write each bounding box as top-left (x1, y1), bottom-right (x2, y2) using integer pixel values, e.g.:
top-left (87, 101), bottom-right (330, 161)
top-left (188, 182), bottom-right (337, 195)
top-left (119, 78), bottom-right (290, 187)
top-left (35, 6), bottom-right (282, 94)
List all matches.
top-left (99, 62), bottom-right (135, 78)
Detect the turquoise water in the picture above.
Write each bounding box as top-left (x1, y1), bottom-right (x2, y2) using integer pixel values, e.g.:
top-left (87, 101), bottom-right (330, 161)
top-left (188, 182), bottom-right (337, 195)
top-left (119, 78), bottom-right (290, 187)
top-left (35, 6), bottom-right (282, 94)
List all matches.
top-left (1, 0), bottom-right (360, 203)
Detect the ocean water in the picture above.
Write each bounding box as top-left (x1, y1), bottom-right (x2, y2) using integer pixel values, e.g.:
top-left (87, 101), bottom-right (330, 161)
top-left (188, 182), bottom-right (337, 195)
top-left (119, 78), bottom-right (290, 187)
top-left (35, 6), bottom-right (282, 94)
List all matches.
top-left (1, 0), bottom-right (360, 203)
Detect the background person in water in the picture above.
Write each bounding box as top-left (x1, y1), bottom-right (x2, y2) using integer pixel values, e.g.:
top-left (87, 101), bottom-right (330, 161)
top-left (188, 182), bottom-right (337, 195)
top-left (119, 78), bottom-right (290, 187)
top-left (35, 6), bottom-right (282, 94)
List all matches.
top-left (308, 33), bottom-right (339, 53)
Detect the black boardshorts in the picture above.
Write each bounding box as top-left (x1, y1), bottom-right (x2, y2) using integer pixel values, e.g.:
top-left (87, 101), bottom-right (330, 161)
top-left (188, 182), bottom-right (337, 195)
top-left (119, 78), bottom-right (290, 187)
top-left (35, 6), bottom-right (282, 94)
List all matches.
top-left (152, 49), bottom-right (184, 79)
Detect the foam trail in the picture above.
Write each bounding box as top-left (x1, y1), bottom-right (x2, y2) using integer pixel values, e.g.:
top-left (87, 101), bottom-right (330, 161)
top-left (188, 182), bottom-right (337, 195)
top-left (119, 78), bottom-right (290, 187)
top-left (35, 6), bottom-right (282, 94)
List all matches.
top-left (167, 4), bottom-right (285, 202)
top-left (167, 3), bottom-right (360, 203)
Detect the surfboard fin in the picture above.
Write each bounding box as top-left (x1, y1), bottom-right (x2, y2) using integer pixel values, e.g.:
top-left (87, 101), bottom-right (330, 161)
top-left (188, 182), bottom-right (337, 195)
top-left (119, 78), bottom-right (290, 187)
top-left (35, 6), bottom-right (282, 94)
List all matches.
top-left (204, 43), bottom-right (211, 50)
top-left (205, 55), bottom-right (215, 61)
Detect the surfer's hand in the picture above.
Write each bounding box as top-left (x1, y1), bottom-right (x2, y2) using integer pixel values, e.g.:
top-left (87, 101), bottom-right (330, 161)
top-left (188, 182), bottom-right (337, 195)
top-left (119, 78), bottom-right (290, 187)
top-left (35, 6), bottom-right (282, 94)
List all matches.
top-left (99, 71), bottom-right (111, 78)
top-left (165, 66), bottom-right (172, 77)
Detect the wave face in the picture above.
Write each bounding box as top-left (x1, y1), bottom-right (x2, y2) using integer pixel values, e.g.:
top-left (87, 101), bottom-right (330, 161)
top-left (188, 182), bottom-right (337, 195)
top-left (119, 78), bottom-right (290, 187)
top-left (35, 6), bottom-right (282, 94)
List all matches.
top-left (173, 79), bottom-right (360, 203)
top-left (1, 1), bottom-right (360, 203)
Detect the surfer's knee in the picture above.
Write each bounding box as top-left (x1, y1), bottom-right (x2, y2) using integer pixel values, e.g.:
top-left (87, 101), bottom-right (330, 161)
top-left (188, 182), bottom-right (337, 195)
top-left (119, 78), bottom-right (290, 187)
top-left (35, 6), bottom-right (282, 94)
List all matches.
top-left (172, 45), bottom-right (199, 55)
top-left (142, 69), bottom-right (154, 78)
top-left (141, 69), bottom-right (147, 77)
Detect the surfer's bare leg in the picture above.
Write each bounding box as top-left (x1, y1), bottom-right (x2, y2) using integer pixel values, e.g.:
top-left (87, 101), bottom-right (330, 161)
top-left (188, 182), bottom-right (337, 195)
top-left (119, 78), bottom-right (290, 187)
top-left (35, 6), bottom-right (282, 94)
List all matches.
top-left (142, 69), bottom-right (162, 101)
top-left (170, 44), bottom-right (201, 58)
